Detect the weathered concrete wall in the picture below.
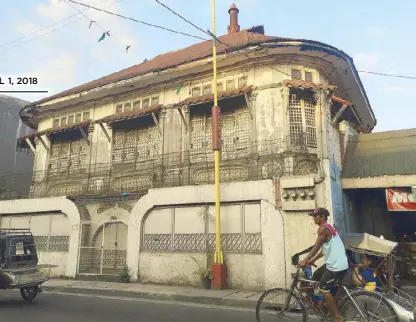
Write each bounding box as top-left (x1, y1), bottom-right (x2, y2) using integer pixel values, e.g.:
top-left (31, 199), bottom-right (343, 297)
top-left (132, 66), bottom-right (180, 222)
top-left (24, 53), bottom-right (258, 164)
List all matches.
top-left (129, 180), bottom-right (288, 290)
top-left (37, 252), bottom-right (68, 277)
top-left (324, 118), bottom-right (360, 233)
top-left (0, 197), bottom-right (81, 277)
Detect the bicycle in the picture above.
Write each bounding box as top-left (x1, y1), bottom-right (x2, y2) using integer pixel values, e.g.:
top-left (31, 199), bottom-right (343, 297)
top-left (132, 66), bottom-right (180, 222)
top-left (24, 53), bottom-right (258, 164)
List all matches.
top-left (255, 250), bottom-right (399, 322)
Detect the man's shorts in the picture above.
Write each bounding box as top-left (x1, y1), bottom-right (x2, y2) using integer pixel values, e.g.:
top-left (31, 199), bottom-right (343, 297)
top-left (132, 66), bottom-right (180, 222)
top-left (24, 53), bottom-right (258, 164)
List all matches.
top-left (314, 265), bottom-right (348, 292)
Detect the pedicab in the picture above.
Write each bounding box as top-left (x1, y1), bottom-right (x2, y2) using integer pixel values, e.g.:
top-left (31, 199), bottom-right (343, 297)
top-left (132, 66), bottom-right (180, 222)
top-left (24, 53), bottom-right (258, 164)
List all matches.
top-left (341, 232), bottom-right (416, 322)
top-left (255, 232), bottom-right (415, 322)
top-left (0, 228), bottom-right (57, 301)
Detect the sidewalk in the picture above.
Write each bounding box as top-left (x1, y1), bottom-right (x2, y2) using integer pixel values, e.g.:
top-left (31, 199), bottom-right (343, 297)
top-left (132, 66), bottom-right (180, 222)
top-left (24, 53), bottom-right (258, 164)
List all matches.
top-left (43, 279), bottom-right (263, 308)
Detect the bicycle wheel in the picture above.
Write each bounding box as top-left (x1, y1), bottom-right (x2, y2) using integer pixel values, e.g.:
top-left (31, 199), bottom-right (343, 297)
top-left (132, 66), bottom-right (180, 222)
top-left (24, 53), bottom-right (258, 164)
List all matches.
top-left (340, 289), bottom-right (399, 322)
top-left (256, 288), bottom-right (307, 322)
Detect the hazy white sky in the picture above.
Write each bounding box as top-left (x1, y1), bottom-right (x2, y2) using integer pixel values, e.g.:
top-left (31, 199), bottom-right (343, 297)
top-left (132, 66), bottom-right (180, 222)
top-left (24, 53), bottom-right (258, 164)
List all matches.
top-left (1, 0), bottom-right (415, 132)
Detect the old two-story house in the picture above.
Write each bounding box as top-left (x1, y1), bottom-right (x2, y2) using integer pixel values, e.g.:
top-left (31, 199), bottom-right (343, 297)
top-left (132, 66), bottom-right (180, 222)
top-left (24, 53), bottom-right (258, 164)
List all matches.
top-left (0, 5), bottom-right (376, 289)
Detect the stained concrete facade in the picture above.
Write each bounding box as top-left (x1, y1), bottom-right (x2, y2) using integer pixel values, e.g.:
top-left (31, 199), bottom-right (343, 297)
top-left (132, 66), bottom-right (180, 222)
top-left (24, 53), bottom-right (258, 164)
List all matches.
top-left (0, 11), bottom-right (375, 289)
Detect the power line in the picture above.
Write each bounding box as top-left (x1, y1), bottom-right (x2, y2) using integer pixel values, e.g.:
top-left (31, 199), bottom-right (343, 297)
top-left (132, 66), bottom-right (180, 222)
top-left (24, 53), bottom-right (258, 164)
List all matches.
top-left (66, 0), bottom-right (208, 41)
top-left (154, 0), bottom-right (208, 37)
top-left (155, 0), bottom-right (416, 82)
top-left (63, 0), bottom-right (129, 50)
top-left (0, 0), bottom-right (111, 50)
top-left (357, 70), bottom-right (416, 80)
top-left (0, 0), bottom-right (124, 55)
top-left (154, 0), bottom-right (292, 79)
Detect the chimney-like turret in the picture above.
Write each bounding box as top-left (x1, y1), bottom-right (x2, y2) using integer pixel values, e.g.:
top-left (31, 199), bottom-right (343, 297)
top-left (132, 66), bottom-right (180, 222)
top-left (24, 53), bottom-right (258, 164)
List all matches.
top-left (228, 3), bottom-right (240, 34)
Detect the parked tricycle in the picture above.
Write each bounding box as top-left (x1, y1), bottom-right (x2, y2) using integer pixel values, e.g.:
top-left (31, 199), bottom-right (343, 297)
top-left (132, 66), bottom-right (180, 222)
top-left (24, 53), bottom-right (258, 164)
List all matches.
top-left (0, 228), bottom-right (56, 301)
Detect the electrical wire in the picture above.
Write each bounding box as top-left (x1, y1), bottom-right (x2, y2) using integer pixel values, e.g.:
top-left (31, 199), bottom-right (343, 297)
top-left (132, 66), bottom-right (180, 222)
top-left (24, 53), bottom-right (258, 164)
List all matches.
top-left (66, 0), bottom-right (208, 41)
top-left (154, 0), bottom-right (208, 37)
top-left (357, 70), bottom-right (416, 80)
top-left (154, 0), bottom-right (416, 81)
top-left (0, 0), bottom-right (114, 50)
top-left (153, 0), bottom-right (293, 79)
top-left (0, 0), bottom-right (124, 55)
top-left (63, 0), bottom-right (128, 48)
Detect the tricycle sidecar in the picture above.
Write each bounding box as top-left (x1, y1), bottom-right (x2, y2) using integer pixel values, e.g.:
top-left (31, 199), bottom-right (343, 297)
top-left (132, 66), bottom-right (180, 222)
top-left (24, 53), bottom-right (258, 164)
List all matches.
top-left (0, 228), bottom-right (57, 301)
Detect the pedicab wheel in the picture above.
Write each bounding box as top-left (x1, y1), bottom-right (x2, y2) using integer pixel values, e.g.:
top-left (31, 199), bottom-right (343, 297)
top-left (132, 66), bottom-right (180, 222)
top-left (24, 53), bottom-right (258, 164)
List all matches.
top-left (340, 289), bottom-right (399, 322)
top-left (20, 287), bottom-right (38, 301)
top-left (256, 288), bottom-right (307, 322)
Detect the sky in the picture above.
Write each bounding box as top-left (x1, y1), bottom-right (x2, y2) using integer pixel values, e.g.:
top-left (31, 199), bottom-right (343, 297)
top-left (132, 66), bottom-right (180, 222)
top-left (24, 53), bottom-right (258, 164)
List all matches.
top-left (0, 0), bottom-right (415, 132)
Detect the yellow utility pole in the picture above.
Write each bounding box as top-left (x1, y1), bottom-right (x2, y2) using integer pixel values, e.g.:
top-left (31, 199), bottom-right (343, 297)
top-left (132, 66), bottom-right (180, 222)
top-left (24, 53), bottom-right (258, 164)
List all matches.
top-left (210, 0), bottom-right (223, 267)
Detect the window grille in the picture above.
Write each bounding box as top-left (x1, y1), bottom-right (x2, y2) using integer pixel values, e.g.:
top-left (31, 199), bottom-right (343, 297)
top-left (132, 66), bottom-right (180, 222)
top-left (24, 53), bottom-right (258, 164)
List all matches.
top-left (289, 93), bottom-right (317, 148)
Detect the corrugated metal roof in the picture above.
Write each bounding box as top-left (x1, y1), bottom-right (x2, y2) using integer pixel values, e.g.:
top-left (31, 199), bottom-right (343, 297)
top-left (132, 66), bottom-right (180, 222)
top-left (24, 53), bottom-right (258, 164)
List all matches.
top-left (26, 25), bottom-right (363, 108)
top-left (331, 96), bottom-right (353, 107)
top-left (96, 104), bottom-right (163, 124)
top-left (40, 120), bottom-right (90, 137)
top-left (28, 27), bottom-right (275, 107)
top-left (174, 85), bottom-right (253, 107)
top-left (284, 79), bottom-right (338, 91)
top-left (17, 120), bottom-right (90, 147)
top-left (342, 128), bottom-right (416, 178)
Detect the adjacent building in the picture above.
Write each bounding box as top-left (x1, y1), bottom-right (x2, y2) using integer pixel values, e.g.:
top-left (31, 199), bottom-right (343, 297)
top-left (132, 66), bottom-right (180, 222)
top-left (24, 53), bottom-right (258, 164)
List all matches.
top-left (0, 95), bottom-right (35, 198)
top-left (0, 5), bottom-right (376, 289)
top-left (342, 128), bottom-right (416, 282)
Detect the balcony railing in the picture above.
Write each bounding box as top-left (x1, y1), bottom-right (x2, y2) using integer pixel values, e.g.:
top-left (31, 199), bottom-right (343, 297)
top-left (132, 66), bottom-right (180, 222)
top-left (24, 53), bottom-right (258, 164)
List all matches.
top-left (0, 137), bottom-right (319, 200)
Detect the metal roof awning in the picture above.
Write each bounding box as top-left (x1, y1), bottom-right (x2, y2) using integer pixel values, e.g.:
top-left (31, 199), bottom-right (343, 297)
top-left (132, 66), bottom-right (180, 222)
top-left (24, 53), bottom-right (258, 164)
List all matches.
top-left (38, 120), bottom-right (91, 137)
top-left (284, 79), bottom-right (338, 91)
top-left (95, 104), bottom-right (163, 124)
top-left (16, 120), bottom-right (92, 153)
top-left (331, 95), bottom-right (353, 107)
top-left (174, 85), bottom-right (254, 108)
top-left (16, 133), bottom-right (37, 151)
top-left (341, 128), bottom-right (416, 189)
top-left (17, 120), bottom-right (91, 142)
top-left (284, 79), bottom-right (338, 92)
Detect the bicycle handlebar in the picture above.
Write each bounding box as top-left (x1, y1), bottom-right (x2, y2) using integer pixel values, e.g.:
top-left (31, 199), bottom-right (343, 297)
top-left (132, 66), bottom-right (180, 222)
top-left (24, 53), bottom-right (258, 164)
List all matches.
top-left (291, 246), bottom-right (318, 268)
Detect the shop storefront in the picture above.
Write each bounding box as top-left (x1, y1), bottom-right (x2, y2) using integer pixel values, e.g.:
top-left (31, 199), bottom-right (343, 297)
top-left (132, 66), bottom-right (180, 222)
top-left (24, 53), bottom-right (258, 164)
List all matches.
top-left (341, 128), bottom-right (416, 284)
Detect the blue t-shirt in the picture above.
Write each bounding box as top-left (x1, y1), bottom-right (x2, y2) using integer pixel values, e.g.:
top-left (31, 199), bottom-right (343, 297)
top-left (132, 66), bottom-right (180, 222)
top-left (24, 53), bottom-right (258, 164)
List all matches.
top-left (360, 268), bottom-right (381, 291)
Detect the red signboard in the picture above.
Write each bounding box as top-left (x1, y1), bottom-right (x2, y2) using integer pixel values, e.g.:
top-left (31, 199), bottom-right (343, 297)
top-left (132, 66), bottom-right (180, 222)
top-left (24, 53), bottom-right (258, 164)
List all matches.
top-left (386, 188), bottom-right (416, 211)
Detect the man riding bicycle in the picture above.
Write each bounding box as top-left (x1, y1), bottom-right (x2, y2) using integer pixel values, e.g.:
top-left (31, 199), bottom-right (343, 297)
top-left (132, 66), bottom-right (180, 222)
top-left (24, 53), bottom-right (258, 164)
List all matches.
top-left (298, 207), bottom-right (349, 322)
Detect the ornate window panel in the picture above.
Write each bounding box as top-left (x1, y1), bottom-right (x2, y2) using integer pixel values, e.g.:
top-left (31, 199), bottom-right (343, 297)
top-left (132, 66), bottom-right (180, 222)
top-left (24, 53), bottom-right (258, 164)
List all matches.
top-left (221, 107), bottom-right (251, 158)
top-left (112, 125), bottom-right (161, 167)
top-left (190, 114), bottom-right (212, 157)
top-left (137, 126), bottom-right (160, 164)
top-left (238, 76), bottom-right (247, 87)
top-left (49, 138), bottom-right (89, 175)
top-left (289, 93), bottom-right (317, 148)
top-left (203, 85), bottom-right (212, 95)
top-left (192, 87), bottom-right (201, 97)
top-left (190, 103), bottom-right (251, 161)
top-left (53, 109), bottom-right (90, 128)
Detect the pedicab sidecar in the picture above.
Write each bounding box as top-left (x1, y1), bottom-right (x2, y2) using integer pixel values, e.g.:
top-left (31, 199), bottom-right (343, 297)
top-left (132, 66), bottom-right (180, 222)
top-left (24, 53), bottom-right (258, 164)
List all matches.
top-left (341, 233), bottom-right (416, 322)
top-left (0, 228), bottom-right (57, 301)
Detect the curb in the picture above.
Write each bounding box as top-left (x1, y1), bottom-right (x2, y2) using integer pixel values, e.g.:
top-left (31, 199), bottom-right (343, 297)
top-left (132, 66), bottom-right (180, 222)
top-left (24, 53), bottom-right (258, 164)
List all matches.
top-left (42, 286), bottom-right (258, 309)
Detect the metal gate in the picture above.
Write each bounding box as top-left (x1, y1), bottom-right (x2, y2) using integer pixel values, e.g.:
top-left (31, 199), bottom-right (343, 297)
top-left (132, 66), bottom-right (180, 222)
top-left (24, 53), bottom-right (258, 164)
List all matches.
top-left (77, 221), bottom-right (128, 275)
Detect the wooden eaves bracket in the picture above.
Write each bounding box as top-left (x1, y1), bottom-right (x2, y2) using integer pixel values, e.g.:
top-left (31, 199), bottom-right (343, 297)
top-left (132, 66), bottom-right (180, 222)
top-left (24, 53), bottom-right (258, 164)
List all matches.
top-left (177, 107), bottom-right (188, 131)
top-left (37, 135), bottom-right (49, 153)
top-left (98, 122), bottom-right (111, 143)
top-left (332, 104), bottom-right (348, 123)
top-left (151, 113), bottom-right (162, 134)
top-left (24, 138), bottom-right (36, 154)
top-left (78, 126), bottom-right (90, 145)
top-left (244, 93), bottom-right (254, 120)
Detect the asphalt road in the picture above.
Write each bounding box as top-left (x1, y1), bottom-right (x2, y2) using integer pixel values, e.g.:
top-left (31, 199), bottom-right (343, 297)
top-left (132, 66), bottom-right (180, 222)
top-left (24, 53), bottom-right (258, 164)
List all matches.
top-left (0, 290), bottom-right (264, 322)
